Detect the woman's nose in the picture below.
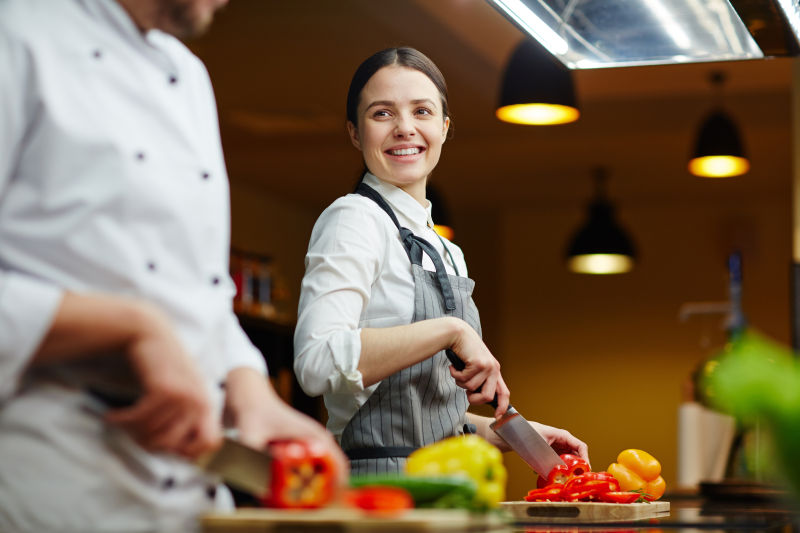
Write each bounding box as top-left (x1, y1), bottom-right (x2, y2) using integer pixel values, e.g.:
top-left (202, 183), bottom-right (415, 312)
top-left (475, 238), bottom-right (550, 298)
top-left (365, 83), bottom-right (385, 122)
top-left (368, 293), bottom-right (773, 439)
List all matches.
top-left (394, 114), bottom-right (415, 136)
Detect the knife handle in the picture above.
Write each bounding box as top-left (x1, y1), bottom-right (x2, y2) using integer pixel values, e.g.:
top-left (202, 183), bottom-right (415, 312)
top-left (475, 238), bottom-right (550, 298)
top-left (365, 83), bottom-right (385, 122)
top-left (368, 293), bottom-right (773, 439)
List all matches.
top-left (445, 349), bottom-right (499, 409)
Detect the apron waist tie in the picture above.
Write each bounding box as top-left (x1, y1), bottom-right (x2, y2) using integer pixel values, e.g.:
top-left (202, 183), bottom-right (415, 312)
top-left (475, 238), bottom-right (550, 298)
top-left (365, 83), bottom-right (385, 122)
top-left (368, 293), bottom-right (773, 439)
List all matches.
top-left (345, 446), bottom-right (417, 460)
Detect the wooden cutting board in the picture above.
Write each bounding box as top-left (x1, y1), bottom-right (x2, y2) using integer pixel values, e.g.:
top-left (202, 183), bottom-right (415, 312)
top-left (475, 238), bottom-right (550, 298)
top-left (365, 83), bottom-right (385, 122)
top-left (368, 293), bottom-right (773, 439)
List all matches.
top-left (500, 500), bottom-right (670, 523)
top-left (201, 508), bottom-right (508, 532)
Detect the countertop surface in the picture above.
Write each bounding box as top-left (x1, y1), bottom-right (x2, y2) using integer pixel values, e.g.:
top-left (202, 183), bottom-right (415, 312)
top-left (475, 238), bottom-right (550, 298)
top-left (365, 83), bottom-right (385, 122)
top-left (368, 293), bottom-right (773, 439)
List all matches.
top-left (202, 492), bottom-right (800, 532)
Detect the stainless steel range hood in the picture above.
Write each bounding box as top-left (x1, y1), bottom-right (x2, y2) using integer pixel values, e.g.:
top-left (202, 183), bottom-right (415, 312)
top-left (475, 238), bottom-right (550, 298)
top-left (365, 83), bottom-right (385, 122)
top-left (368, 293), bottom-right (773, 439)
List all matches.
top-left (487, 0), bottom-right (800, 68)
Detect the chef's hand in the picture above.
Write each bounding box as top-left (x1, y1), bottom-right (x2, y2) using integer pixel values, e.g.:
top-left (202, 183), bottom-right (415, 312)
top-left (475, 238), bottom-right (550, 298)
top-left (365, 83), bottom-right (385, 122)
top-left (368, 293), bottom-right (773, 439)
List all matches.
top-left (448, 323), bottom-right (510, 418)
top-left (104, 302), bottom-right (222, 459)
top-left (531, 421), bottom-right (590, 466)
top-left (223, 367), bottom-right (349, 487)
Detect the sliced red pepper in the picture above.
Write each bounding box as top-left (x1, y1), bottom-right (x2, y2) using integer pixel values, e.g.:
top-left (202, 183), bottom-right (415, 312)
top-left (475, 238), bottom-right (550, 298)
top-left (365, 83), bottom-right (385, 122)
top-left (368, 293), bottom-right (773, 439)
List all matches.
top-left (562, 476), bottom-right (618, 502)
top-left (540, 464), bottom-right (570, 487)
top-left (598, 491), bottom-right (642, 504)
top-left (560, 454), bottom-right (590, 478)
top-left (525, 483), bottom-right (565, 502)
top-left (564, 474), bottom-right (620, 493)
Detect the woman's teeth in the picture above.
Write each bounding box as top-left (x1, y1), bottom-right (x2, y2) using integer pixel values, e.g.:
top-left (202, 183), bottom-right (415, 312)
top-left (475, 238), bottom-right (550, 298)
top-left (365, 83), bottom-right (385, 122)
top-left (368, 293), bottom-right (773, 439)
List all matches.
top-left (389, 147), bottom-right (420, 156)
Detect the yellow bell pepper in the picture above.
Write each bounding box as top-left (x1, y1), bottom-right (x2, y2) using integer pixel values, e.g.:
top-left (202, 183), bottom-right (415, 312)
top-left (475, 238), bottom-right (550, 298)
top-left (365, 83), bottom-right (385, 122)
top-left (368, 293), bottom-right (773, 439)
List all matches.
top-left (406, 435), bottom-right (507, 509)
top-left (607, 448), bottom-right (666, 500)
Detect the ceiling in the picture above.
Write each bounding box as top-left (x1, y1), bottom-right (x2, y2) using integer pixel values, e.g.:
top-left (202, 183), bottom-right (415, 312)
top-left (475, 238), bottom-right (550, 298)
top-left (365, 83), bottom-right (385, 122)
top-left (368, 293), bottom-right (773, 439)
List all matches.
top-left (190, 0), bottom-right (795, 215)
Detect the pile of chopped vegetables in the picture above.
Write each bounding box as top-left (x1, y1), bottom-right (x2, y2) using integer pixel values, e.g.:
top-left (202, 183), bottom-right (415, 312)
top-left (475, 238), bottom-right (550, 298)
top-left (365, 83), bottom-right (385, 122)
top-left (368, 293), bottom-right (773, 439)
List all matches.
top-left (525, 450), bottom-right (665, 503)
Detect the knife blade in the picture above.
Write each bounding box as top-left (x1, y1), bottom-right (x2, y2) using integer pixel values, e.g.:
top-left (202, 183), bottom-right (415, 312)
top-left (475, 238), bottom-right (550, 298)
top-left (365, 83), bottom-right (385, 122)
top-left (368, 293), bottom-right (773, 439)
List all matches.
top-left (445, 349), bottom-right (566, 478)
top-left (83, 392), bottom-right (274, 498)
top-left (196, 436), bottom-right (272, 497)
top-left (489, 408), bottom-right (565, 478)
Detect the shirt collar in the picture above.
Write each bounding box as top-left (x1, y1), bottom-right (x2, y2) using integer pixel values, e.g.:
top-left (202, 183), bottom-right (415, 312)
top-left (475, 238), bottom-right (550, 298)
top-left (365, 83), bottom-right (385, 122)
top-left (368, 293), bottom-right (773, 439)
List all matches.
top-left (362, 173), bottom-right (433, 230)
top-left (77, 0), bottom-right (177, 72)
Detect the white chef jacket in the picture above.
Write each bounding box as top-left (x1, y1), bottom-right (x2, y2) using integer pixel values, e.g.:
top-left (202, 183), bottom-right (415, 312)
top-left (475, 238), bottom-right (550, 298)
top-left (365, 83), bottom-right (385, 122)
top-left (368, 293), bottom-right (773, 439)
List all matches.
top-left (293, 173), bottom-right (468, 440)
top-left (0, 0), bottom-right (265, 530)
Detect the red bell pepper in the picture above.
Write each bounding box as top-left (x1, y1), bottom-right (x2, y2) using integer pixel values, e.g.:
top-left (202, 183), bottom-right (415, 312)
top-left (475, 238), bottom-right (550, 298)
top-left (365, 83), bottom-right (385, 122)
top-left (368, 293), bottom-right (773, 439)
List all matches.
top-left (259, 439), bottom-right (337, 509)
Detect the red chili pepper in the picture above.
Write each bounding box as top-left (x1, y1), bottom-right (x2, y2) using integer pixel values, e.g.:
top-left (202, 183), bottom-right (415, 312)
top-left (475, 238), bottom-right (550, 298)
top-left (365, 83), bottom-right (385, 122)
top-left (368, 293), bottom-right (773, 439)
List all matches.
top-left (260, 439), bottom-right (337, 509)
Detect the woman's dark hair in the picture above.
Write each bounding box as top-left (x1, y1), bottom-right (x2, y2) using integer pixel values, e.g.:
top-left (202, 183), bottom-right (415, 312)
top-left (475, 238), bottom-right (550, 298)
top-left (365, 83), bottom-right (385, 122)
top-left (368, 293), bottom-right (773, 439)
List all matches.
top-left (345, 47), bottom-right (450, 127)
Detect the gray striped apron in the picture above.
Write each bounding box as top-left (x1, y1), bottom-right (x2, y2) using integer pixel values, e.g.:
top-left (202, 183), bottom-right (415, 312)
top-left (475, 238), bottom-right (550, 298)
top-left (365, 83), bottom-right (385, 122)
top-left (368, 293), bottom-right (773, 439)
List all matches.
top-left (340, 183), bottom-right (482, 475)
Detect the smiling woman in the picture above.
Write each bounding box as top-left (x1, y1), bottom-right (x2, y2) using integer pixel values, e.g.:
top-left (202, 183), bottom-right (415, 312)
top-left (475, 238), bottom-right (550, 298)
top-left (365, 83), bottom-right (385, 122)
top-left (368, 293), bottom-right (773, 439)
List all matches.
top-left (292, 47), bottom-right (588, 476)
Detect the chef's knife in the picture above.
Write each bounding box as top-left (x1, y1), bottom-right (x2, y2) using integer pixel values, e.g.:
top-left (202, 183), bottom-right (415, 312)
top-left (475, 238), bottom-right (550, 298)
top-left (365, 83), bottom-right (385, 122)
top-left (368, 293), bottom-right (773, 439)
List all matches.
top-left (84, 389), bottom-right (273, 497)
top-left (445, 349), bottom-right (565, 478)
top-left (196, 436), bottom-right (272, 497)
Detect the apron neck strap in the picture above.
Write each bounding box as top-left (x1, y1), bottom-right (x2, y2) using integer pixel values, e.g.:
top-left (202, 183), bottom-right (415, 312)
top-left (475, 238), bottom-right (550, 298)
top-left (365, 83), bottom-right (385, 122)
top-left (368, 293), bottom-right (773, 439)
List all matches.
top-left (356, 182), bottom-right (456, 312)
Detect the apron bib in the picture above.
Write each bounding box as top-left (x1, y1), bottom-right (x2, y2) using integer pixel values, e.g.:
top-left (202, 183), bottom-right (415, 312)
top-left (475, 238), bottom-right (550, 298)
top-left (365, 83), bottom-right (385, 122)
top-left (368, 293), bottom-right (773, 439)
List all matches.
top-left (340, 183), bottom-right (482, 475)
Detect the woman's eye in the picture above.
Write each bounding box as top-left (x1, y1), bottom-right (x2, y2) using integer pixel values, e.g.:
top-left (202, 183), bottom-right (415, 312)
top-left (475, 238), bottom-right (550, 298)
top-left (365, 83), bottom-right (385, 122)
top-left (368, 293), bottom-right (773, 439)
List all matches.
top-left (373, 110), bottom-right (391, 118)
top-left (416, 108), bottom-right (433, 116)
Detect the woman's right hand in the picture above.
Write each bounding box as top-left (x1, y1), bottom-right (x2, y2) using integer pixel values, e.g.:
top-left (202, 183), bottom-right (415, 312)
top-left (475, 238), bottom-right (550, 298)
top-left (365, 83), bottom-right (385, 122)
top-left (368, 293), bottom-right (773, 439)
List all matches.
top-left (104, 302), bottom-right (222, 459)
top-left (447, 322), bottom-right (510, 418)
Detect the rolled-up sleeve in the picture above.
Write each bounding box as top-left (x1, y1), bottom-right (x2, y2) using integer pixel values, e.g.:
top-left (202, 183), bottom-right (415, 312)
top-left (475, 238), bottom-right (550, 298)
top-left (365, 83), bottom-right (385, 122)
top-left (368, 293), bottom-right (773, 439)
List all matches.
top-left (293, 198), bottom-right (384, 397)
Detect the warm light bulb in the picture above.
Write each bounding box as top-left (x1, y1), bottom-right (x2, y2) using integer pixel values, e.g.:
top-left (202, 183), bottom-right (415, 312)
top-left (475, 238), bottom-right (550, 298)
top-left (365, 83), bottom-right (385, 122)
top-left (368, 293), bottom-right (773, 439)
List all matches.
top-left (433, 224), bottom-right (454, 241)
top-left (567, 254), bottom-right (634, 274)
top-left (496, 103), bottom-right (579, 125)
top-left (688, 155), bottom-right (749, 178)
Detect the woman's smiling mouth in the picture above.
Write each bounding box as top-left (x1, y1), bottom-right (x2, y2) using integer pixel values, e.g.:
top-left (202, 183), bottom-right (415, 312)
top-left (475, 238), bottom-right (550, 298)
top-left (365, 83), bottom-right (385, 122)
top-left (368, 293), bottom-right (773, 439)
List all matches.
top-left (386, 146), bottom-right (425, 156)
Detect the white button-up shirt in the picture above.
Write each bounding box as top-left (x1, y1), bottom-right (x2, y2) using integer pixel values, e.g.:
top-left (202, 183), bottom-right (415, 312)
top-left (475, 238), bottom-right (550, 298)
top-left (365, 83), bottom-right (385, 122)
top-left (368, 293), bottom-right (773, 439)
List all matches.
top-left (0, 0), bottom-right (264, 529)
top-left (294, 173), bottom-right (468, 439)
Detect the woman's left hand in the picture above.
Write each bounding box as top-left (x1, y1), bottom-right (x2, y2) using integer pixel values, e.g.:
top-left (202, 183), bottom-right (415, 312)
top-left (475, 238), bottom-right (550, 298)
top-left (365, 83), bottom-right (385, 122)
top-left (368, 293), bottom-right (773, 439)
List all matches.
top-left (530, 421), bottom-right (590, 467)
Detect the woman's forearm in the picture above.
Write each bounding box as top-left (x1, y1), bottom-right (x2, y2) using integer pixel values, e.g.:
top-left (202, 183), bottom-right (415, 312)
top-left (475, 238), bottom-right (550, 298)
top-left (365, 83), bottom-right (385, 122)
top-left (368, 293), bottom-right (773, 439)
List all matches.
top-left (358, 316), bottom-right (467, 387)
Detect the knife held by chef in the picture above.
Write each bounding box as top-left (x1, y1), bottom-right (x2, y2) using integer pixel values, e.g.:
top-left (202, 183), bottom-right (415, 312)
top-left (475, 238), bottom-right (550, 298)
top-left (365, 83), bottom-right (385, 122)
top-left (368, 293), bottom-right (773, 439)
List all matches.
top-left (445, 349), bottom-right (566, 479)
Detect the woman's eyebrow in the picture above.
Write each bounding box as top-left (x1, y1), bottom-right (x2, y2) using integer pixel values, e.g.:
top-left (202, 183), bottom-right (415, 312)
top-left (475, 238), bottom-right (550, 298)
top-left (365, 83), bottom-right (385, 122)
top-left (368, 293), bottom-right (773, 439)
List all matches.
top-left (364, 98), bottom-right (437, 110)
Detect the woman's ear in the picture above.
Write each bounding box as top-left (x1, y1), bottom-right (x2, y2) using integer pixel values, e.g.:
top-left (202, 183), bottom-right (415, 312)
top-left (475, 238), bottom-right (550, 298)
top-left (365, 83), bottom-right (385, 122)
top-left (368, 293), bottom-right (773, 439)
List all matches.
top-left (442, 116), bottom-right (451, 142)
top-left (346, 121), bottom-right (361, 151)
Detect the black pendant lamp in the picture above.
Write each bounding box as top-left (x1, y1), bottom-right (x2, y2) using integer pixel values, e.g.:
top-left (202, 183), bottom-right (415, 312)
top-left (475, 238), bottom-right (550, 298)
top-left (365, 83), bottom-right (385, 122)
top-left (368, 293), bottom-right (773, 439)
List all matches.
top-left (566, 168), bottom-right (636, 275)
top-left (427, 184), bottom-right (454, 241)
top-left (496, 38), bottom-right (579, 126)
top-left (688, 72), bottom-right (749, 178)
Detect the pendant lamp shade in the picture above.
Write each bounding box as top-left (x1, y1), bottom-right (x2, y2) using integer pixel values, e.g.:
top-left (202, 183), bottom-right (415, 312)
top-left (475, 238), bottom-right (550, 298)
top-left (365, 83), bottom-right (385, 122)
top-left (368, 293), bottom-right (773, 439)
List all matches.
top-left (566, 169), bottom-right (636, 275)
top-left (497, 39), bottom-right (579, 125)
top-left (688, 110), bottom-right (749, 178)
top-left (688, 71), bottom-right (749, 178)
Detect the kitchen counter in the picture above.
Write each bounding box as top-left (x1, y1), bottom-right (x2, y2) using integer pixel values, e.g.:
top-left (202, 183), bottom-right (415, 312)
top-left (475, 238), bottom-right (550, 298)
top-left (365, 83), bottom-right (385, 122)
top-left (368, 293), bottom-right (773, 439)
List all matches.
top-left (202, 493), bottom-right (799, 532)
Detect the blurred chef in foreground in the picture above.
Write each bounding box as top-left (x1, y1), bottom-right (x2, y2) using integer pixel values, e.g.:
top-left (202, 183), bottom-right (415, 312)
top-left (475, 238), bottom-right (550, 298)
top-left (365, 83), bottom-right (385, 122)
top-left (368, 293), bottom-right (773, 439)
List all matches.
top-left (0, 0), bottom-right (346, 530)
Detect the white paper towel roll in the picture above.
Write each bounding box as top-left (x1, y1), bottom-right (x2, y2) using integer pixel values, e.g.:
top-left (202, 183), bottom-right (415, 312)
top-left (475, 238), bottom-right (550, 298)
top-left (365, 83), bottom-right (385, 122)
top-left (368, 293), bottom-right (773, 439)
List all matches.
top-left (677, 402), bottom-right (736, 488)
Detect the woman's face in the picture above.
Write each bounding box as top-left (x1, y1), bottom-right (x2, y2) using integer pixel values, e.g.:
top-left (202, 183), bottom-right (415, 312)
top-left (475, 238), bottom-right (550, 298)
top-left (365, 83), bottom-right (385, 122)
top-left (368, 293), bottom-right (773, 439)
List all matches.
top-left (348, 65), bottom-right (450, 202)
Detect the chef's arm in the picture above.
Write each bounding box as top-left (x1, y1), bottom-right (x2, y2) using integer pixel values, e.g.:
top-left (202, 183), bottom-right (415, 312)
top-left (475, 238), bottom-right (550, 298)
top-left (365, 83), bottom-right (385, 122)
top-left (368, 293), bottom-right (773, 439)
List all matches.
top-left (359, 317), bottom-right (509, 416)
top-left (29, 291), bottom-right (222, 459)
top-left (31, 291), bottom-right (166, 365)
top-left (223, 366), bottom-right (349, 485)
